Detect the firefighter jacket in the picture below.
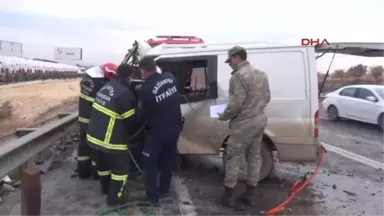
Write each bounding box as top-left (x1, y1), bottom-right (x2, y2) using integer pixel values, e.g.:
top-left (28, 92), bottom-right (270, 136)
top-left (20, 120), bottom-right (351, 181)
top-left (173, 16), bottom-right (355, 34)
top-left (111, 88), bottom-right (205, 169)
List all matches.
top-left (86, 79), bottom-right (138, 153)
top-left (78, 74), bottom-right (108, 129)
top-left (138, 72), bottom-right (183, 135)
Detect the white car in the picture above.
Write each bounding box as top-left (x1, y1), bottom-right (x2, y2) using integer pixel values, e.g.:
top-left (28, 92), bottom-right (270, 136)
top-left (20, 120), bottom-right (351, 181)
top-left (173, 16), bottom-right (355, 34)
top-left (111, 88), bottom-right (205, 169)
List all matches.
top-left (322, 84), bottom-right (384, 129)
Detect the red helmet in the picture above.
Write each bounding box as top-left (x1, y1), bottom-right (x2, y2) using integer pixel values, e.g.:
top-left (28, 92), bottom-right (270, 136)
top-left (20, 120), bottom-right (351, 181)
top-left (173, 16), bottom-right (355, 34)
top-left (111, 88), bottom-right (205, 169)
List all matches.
top-left (100, 62), bottom-right (118, 80)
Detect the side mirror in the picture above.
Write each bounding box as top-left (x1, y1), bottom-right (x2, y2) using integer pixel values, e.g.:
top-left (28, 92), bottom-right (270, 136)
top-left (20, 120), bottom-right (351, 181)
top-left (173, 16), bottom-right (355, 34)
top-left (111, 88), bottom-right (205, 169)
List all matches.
top-left (366, 96), bottom-right (376, 102)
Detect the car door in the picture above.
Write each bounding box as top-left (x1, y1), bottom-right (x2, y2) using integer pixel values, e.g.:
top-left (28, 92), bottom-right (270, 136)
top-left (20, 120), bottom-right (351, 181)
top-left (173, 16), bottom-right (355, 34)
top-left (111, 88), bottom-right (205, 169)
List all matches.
top-left (352, 87), bottom-right (379, 123)
top-left (337, 87), bottom-right (358, 118)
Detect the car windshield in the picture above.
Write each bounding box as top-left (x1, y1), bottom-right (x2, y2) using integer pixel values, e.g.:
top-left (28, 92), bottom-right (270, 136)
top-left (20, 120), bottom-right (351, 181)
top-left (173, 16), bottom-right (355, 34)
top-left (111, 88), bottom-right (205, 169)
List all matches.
top-left (373, 88), bottom-right (384, 100)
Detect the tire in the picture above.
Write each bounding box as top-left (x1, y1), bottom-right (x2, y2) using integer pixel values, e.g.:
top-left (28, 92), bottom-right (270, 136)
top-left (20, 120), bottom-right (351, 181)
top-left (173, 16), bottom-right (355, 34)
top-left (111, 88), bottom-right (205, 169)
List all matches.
top-left (222, 140), bottom-right (273, 182)
top-left (378, 113), bottom-right (384, 131)
top-left (327, 105), bottom-right (339, 121)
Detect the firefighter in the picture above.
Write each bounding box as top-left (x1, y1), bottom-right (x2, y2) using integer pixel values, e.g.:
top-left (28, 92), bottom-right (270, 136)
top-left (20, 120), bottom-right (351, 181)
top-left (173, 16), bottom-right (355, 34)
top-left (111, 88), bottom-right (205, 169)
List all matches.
top-left (77, 63), bottom-right (118, 179)
top-left (86, 63), bottom-right (140, 206)
top-left (138, 57), bottom-right (183, 205)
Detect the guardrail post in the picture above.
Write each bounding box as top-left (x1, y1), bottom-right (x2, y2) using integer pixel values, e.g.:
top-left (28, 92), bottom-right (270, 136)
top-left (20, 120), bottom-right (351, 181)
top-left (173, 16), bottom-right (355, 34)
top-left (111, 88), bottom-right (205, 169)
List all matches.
top-left (21, 168), bottom-right (41, 216)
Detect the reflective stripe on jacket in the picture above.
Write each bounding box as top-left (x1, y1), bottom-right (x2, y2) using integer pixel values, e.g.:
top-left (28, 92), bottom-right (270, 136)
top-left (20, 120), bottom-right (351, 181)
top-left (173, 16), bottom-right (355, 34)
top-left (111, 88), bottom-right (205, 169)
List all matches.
top-left (78, 74), bottom-right (108, 129)
top-left (87, 79), bottom-right (138, 153)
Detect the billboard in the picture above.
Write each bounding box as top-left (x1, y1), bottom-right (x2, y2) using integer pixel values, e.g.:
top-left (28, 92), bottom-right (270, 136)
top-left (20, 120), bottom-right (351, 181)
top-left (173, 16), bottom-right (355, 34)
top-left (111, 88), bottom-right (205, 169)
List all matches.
top-left (54, 47), bottom-right (83, 60)
top-left (0, 40), bottom-right (23, 57)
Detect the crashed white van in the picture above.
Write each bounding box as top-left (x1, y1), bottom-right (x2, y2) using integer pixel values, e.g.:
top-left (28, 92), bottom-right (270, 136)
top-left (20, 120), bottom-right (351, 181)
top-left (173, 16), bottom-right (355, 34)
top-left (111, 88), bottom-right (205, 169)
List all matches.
top-left (123, 41), bottom-right (384, 180)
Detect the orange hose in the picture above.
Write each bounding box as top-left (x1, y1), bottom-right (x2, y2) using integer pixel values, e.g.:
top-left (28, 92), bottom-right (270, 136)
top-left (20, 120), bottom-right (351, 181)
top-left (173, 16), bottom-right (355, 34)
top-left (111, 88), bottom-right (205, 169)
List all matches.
top-left (265, 146), bottom-right (327, 216)
top-left (290, 180), bottom-right (301, 193)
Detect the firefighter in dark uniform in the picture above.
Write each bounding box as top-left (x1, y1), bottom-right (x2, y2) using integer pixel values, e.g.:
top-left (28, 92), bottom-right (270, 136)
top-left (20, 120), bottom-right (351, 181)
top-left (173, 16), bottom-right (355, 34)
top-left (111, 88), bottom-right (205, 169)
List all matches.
top-left (86, 63), bottom-right (139, 206)
top-left (77, 63), bottom-right (118, 179)
top-left (138, 57), bottom-right (183, 205)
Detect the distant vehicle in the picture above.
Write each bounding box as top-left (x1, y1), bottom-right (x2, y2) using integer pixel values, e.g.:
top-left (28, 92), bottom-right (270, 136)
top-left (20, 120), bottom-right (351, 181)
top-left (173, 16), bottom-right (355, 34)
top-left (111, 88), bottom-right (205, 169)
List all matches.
top-left (322, 84), bottom-right (384, 129)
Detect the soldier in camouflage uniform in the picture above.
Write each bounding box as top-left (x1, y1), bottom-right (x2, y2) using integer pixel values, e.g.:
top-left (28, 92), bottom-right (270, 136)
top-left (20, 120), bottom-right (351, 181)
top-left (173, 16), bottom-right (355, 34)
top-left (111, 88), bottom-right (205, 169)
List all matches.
top-left (218, 46), bottom-right (271, 210)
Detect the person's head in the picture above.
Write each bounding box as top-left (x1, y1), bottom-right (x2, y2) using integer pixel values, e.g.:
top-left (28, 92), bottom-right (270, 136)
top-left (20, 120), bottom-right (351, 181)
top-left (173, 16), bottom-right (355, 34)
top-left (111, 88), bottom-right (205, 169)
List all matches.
top-left (100, 62), bottom-right (118, 80)
top-left (224, 46), bottom-right (247, 70)
top-left (139, 56), bottom-right (157, 80)
top-left (116, 63), bottom-right (135, 83)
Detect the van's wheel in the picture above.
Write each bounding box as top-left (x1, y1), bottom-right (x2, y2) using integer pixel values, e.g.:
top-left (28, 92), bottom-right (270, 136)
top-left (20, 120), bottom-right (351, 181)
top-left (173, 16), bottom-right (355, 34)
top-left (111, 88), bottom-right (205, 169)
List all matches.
top-left (378, 113), bottom-right (384, 131)
top-left (327, 105), bottom-right (339, 121)
top-left (222, 139), bottom-right (273, 182)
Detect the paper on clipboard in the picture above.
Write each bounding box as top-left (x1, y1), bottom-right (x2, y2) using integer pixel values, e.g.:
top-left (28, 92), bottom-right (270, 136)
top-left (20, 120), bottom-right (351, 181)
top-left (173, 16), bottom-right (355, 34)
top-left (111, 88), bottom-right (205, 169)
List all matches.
top-left (210, 104), bottom-right (227, 118)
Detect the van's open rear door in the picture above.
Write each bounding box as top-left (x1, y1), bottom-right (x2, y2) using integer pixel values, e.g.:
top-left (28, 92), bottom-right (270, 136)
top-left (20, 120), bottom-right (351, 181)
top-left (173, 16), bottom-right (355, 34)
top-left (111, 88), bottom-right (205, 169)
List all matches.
top-left (315, 42), bottom-right (384, 57)
top-left (315, 42), bottom-right (384, 96)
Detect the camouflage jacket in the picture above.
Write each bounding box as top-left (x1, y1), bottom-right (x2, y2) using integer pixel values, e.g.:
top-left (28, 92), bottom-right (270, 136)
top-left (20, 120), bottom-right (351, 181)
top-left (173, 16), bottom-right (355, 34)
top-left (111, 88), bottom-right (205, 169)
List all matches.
top-left (219, 61), bottom-right (271, 129)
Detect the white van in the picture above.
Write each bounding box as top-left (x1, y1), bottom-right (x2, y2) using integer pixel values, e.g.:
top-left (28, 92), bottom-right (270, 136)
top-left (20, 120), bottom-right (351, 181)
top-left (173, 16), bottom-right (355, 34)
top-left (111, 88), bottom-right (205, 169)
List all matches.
top-left (123, 41), bottom-right (383, 180)
top-left (123, 41), bottom-right (384, 179)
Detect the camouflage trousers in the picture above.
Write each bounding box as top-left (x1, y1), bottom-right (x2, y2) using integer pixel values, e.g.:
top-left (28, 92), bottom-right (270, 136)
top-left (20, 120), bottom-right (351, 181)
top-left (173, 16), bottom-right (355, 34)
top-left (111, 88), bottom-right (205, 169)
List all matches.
top-left (224, 118), bottom-right (267, 188)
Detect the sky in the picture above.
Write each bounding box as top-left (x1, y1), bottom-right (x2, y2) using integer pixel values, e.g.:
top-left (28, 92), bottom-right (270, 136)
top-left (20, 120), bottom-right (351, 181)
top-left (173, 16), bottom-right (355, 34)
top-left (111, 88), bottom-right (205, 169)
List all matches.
top-left (0, 0), bottom-right (383, 72)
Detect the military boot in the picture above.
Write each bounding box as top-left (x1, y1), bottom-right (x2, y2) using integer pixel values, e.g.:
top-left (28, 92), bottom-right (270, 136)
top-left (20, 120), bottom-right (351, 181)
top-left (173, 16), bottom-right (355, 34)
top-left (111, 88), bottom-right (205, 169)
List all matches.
top-left (238, 184), bottom-right (257, 206)
top-left (221, 186), bottom-right (247, 211)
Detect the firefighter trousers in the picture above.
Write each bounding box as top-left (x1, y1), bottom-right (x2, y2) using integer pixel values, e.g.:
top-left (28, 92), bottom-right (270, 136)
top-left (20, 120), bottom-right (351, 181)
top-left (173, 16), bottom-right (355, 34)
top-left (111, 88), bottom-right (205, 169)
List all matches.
top-left (77, 126), bottom-right (98, 179)
top-left (142, 130), bottom-right (180, 203)
top-left (93, 150), bottom-right (130, 206)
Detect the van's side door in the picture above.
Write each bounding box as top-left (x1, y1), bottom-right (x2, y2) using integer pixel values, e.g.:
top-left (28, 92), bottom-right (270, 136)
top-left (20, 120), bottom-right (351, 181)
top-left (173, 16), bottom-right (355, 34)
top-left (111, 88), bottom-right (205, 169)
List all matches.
top-left (155, 55), bottom-right (221, 154)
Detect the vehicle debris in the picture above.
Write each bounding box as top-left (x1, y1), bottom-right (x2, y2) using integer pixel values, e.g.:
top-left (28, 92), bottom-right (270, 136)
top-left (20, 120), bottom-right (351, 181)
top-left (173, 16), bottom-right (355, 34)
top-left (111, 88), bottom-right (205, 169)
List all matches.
top-left (0, 176), bottom-right (16, 191)
top-left (33, 155), bottom-right (56, 173)
top-left (1, 183), bottom-right (15, 192)
top-left (343, 190), bottom-right (357, 197)
top-left (1, 175), bottom-right (12, 183)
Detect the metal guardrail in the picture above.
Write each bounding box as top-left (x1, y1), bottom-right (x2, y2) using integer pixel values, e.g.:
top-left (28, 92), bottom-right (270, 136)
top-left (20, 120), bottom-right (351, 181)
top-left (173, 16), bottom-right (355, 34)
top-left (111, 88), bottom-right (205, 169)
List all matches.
top-left (0, 112), bottom-right (77, 145)
top-left (0, 112), bottom-right (78, 178)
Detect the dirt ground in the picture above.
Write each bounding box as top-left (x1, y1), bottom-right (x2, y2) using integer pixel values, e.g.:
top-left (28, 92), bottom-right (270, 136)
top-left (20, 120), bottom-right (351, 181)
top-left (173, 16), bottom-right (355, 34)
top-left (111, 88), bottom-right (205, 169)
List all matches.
top-left (0, 79), bottom-right (80, 136)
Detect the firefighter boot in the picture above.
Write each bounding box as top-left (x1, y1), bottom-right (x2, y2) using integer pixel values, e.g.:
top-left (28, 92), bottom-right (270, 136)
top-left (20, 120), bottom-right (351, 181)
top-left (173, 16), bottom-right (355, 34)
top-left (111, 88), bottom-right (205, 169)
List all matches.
top-left (107, 177), bottom-right (129, 206)
top-left (99, 176), bottom-right (111, 195)
top-left (238, 184), bottom-right (257, 206)
top-left (91, 163), bottom-right (99, 180)
top-left (221, 187), bottom-right (247, 211)
top-left (77, 160), bottom-right (91, 179)
top-left (107, 190), bottom-right (131, 207)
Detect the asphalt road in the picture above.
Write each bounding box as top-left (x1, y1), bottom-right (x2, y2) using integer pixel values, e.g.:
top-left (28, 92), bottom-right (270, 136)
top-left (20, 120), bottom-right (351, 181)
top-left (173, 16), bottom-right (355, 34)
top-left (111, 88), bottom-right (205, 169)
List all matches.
top-left (0, 116), bottom-right (383, 216)
top-left (177, 111), bottom-right (384, 216)
top-left (319, 108), bottom-right (384, 163)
